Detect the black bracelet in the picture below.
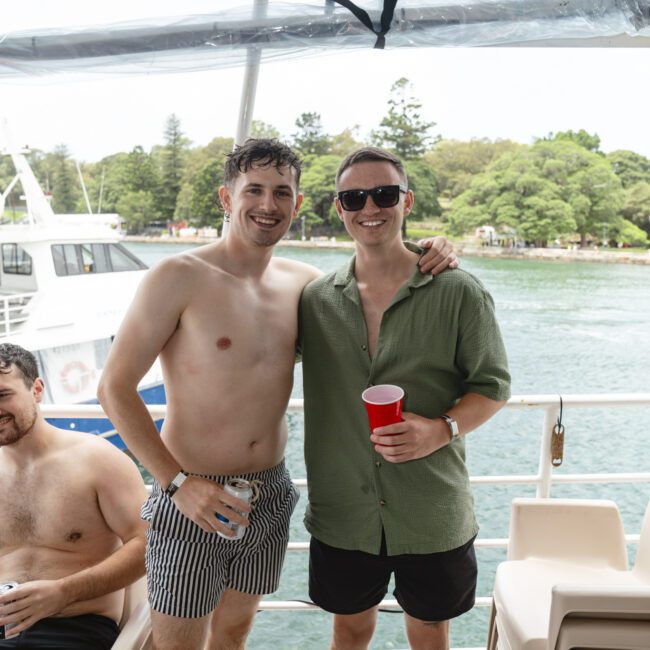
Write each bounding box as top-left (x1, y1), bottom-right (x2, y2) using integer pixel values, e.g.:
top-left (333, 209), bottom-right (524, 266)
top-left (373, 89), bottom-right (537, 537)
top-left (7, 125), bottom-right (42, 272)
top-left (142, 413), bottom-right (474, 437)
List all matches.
top-left (164, 470), bottom-right (188, 497)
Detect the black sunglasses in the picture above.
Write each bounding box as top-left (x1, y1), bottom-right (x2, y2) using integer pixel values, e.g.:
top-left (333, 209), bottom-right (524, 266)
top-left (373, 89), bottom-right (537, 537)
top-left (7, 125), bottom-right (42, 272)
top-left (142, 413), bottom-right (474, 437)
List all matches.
top-left (337, 184), bottom-right (407, 211)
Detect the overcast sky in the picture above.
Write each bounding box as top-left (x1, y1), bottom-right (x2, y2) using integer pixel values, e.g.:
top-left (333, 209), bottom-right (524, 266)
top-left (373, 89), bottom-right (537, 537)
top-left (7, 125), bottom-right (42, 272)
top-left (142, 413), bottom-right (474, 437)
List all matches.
top-left (3, 2), bottom-right (650, 162)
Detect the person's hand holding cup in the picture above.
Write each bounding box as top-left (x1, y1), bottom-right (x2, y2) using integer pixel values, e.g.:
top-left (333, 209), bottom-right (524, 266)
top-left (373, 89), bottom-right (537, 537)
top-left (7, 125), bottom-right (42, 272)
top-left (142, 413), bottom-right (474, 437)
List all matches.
top-left (361, 384), bottom-right (404, 433)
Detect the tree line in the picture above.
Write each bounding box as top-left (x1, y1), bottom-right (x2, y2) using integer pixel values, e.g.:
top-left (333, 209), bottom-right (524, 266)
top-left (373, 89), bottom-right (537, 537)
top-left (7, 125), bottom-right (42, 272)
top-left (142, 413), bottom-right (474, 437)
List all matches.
top-left (2, 78), bottom-right (649, 247)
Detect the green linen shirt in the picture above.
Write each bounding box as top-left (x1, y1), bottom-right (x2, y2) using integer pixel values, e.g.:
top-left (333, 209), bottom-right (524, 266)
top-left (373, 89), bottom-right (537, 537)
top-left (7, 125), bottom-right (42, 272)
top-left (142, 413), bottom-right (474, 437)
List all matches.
top-left (299, 243), bottom-right (511, 556)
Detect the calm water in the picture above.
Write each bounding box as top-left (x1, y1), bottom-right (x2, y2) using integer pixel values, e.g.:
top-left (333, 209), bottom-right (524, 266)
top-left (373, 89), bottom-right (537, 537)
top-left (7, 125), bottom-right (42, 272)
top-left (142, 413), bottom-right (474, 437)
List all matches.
top-left (125, 241), bottom-right (650, 649)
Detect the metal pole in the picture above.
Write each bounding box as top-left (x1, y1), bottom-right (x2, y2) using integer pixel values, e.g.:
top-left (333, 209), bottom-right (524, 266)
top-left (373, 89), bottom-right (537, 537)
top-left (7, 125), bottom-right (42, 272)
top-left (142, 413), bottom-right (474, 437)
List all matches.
top-left (234, 0), bottom-right (268, 146)
top-left (235, 49), bottom-right (262, 147)
top-left (222, 0), bottom-right (268, 238)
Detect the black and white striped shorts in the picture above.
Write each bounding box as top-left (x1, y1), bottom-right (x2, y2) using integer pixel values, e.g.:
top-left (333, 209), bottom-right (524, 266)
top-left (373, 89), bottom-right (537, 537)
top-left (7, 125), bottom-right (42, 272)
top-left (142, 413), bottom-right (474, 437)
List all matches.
top-left (141, 460), bottom-right (299, 618)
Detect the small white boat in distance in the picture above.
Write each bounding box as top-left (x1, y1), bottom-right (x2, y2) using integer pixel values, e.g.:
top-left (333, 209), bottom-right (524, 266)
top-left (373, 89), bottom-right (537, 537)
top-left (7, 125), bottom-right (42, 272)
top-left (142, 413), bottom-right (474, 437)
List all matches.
top-left (0, 120), bottom-right (163, 439)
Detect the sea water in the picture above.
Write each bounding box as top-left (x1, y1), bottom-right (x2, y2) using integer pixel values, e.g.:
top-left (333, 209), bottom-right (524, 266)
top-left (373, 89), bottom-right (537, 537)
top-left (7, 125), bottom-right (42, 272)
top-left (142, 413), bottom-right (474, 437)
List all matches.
top-left (125, 242), bottom-right (650, 649)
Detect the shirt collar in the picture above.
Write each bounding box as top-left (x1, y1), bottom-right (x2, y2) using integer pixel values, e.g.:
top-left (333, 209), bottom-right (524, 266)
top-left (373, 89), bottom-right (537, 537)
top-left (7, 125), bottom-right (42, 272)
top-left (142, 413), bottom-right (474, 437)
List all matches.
top-left (334, 241), bottom-right (435, 289)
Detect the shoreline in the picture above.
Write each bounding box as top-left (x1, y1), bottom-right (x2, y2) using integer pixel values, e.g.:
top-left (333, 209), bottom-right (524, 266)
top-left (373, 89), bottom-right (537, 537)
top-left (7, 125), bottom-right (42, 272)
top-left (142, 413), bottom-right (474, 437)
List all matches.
top-left (124, 236), bottom-right (650, 266)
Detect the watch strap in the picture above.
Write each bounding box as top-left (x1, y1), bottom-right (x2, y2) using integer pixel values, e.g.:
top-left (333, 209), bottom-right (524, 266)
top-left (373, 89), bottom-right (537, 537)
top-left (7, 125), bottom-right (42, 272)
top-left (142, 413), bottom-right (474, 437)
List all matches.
top-left (164, 470), bottom-right (188, 497)
top-left (440, 414), bottom-right (460, 441)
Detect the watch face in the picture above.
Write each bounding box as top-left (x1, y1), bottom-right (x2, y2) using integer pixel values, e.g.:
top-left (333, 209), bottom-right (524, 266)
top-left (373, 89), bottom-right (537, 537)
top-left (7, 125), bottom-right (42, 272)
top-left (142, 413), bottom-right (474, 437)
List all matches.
top-left (166, 472), bottom-right (187, 496)
top-left (443, 415), bottom-right (459, 438)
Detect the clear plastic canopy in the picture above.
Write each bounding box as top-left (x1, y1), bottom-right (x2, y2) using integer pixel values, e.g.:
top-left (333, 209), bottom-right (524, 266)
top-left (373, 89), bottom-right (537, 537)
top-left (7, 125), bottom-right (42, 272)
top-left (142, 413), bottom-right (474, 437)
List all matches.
top-left (1, 0), bottom-right (650, 78)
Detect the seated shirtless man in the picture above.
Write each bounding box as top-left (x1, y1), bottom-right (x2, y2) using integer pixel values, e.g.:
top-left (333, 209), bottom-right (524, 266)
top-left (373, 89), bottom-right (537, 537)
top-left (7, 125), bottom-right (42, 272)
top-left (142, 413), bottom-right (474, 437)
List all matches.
top-left (0, 343), bottom-right (148, 649)
top-left (98, 138), bottom-right (456, 650)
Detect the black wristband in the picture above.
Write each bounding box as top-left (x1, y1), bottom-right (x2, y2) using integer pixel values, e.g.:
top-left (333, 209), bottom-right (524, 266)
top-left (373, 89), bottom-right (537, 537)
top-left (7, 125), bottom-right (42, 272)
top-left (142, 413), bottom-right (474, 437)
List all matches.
top-left (164, 471), bottom-right (188, 497)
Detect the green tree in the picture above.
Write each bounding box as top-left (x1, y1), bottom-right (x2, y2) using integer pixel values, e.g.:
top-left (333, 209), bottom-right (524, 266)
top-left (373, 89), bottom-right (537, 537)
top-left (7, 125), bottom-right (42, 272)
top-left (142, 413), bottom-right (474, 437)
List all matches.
top-left (250, 120), bottom-right (281, 140)
top-left (372, 77), bottom-right (436, 159)
top-left (188, 158), bottom-right (225, 228)
top-left (175, 137), bottom-right (233, 223)
top-left (125, 145), bottom-right (160, 194)
top-left (299, 154), bottom-right (340, 233)
top-left (157, 114), bottom-right (189, 220)
top-left (542, 129), bottom-right (601, 153)
top-left (425, 139), bottom-right (521, 199)
top-left (610, 218), bottom-right (649, 246)
top-left (404, 160), bottom-right (441, 222)
top-left (291, 112), bottom-right (332, 156)
top-left (330, 127), bottom-right (365, 157)
top-left (50, 145), bottom-right (78, 213)
top-left (447, 140), bottom-right (623, 246)
top-left (606, 150), bottom-right (650, 188)
top-left (87, 152), bottom-right (130, 214)
top-left (116, 190), bottom-right (157, 233)
top-left (620, 182), bottom-right (650, 235)
top-left (85, 145), bottom-right (161, 220)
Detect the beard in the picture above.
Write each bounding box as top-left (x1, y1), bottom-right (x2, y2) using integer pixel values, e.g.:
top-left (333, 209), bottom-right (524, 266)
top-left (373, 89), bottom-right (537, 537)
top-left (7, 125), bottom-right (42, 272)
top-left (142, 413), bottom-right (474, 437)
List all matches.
top-left (0, 405), bottom-right (38, 447)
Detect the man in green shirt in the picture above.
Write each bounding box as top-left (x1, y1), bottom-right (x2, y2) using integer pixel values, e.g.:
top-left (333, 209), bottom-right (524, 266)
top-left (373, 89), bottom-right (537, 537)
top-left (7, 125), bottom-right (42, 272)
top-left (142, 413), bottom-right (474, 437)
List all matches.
top-left (299, 147), bottom-right (511, 649)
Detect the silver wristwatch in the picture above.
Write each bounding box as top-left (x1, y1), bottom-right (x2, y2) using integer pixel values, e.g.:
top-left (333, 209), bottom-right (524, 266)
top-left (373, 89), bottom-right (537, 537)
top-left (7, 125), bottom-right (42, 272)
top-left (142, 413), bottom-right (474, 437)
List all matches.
top-left (440, 414), bottom-right (460, 441)
top-left (164, 471), bottom-right (188, 497)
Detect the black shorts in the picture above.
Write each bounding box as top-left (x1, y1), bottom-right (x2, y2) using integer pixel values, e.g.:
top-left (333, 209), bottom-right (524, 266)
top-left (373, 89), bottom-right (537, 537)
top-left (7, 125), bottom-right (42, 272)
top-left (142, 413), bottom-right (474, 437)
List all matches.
top-left (309, 534), bottom-right (477, 622)
top-left (0, 614), bottom-right (119, 650)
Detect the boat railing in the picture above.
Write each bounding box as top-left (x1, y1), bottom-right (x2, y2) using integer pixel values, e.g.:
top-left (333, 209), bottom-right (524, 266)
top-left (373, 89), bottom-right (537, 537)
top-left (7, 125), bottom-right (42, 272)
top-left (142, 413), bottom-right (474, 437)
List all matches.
top-left (41, 393), bottom-right (650, 649)
top-left (0, 291), bottom-right (36, 336)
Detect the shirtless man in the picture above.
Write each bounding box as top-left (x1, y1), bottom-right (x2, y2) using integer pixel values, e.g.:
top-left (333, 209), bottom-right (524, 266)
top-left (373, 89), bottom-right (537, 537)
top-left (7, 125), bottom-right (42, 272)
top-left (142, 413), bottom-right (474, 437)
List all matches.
top-left (0, 343), bottom-right (147, 649)
top-left (98, 138), bottom-right (455, 650)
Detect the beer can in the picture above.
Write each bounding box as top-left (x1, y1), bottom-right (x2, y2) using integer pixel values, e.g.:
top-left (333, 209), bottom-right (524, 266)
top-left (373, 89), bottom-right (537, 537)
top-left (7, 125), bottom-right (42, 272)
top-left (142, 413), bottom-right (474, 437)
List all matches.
top-left (216, 478), bottom-right (252, 540)
top-left (0, 582), bottom-right (19, 640)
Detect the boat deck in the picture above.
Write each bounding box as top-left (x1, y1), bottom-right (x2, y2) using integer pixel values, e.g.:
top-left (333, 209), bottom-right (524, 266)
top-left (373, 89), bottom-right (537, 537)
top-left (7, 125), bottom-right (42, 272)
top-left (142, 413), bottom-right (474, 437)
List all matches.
top-left (42, 393), bottom-right (650, 649)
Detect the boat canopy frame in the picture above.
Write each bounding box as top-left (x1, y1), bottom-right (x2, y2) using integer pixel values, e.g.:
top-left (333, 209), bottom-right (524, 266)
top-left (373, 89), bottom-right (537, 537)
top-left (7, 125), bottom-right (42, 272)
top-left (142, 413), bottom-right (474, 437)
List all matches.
top-left (1, 0), bottom-right (650, 80)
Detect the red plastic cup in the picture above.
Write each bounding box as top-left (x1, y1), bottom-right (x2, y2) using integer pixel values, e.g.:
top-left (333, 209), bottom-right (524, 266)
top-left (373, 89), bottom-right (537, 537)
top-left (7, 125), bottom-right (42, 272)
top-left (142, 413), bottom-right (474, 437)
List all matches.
top-left (361, 384), bottom-right (404, 432)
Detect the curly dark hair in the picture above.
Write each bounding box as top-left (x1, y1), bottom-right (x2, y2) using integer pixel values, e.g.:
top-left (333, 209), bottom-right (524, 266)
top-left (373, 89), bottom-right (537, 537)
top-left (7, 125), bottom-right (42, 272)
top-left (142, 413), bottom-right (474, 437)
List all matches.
top-left (224, 138), bottom-right (302, 189)
top-left (0, 343), bottom-right (39, 387)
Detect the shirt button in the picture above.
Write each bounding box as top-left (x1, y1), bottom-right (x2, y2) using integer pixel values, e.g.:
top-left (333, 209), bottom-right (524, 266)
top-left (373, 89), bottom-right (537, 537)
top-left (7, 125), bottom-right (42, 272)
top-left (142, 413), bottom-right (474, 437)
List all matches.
top-left (380, 500), bottom-right (386, 506)
top-left (375, 461), bottom-right (381, 468)
top-left (361, 344), bottom-right (367, 350)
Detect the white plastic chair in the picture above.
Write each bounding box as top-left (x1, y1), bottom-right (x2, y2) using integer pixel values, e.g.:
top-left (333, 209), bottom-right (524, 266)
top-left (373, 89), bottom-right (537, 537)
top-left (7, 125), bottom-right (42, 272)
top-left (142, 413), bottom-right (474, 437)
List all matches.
top-left (488, 498), bottom-right (650, 650)
top-left (111, 576), bottom-right (152, 650)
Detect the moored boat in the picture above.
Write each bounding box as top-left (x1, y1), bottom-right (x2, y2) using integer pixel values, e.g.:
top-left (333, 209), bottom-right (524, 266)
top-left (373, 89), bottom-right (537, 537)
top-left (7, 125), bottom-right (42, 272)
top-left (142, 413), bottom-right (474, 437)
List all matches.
top-left (0, 121), bottom-right (164, 444)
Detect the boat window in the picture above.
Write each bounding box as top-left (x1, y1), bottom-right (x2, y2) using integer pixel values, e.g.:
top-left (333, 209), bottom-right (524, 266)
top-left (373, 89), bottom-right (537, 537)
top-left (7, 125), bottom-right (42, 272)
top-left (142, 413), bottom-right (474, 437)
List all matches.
top-left (1, 243), bottom-right (33, 275)
top-left (52, 244), bottom-right (82, 275)
top-left (108, 244), bottom-right (147, 272)
top-left (51, 243), bottom-right (147, 275)
top-left (79, 244), bottom-right (96, 273)
top-left (63, 244), bottom-right (82, 275)
top-left (91, 244), bottom-right (111, 273)
top-left (52, 246), bottom-right (67, 276)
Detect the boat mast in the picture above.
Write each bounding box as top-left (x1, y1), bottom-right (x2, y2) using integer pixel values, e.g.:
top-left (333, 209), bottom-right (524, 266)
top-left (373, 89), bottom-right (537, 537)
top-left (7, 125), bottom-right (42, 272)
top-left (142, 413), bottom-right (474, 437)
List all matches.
top-left (0, 119), bottom-right (56, 226)
top-left (76, 159), bottom-right (93, 214)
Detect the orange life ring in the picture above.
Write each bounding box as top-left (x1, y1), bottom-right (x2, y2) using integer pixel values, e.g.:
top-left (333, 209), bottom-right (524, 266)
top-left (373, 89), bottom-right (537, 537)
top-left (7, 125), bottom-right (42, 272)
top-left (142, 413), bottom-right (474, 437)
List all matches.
top-left (60, 360), bottom-right (91, 394)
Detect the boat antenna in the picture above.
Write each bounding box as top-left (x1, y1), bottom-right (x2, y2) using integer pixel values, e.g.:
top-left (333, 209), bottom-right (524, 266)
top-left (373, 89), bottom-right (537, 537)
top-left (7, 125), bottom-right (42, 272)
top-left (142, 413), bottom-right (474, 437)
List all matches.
top-left (97, 166), bottom-right (105, 214)
top-left (76, 159), bottom-right (93, 214)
